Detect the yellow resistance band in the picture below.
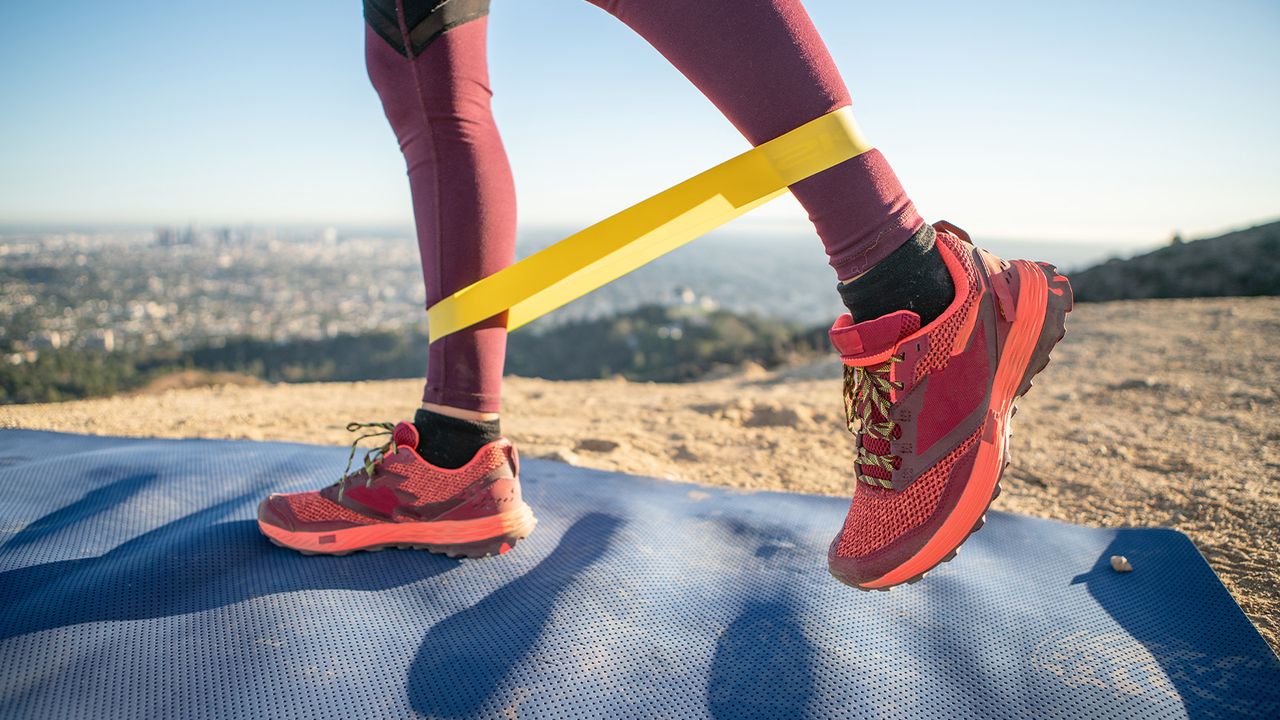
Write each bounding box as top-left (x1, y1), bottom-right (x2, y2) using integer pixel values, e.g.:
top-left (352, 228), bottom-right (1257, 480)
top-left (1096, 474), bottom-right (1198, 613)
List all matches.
top-left (427, 106), bottom-right (872, 342)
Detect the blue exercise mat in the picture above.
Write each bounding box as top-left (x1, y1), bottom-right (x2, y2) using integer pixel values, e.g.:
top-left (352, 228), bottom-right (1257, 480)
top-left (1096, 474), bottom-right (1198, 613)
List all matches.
top-left (0, 429), bottom-right (1276, 719)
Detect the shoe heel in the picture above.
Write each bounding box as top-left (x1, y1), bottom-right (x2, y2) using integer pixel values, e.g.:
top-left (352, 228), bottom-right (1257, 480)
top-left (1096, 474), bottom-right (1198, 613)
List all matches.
top-left (421, 506), bottom-right (538, 559)
top-left (1015, 263), bottom-right (1073, 400)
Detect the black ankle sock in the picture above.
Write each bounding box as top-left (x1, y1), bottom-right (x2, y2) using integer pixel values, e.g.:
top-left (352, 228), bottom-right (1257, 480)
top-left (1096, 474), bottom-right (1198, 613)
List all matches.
top-left (836, 223), bottom-right (955, 326)
top-left (413, 408), bottom-right (502, 470)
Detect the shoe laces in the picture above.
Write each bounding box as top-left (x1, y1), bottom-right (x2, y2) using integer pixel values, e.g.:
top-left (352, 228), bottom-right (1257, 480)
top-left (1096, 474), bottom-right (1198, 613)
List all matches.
top-left (842, 355), bottom-right (904, 488)
top-left (336, 421), bottom-right (398, 500)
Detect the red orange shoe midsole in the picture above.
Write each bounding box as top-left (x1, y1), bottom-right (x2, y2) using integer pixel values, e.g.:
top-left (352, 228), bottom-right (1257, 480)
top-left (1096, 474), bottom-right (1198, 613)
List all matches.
top-left (861, 260), bottom-right (1050, 588)
top-left (259, 503), bottom-right (537, 554)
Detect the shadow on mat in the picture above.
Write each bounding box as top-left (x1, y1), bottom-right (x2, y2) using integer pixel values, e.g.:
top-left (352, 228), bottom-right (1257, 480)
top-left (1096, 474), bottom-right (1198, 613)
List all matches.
top-left (408, 512), bottom-right (623, 718)
top-left (0, 487), bottom-right (460, 642)
top-left (709, 600), bottom-right (817, 718)
top-left (1071, 529), bottom-right (1280, 719)
top-left (2, 468), bottom-right (163, 554)
top-left (705, 514), bottom-right (820, 719)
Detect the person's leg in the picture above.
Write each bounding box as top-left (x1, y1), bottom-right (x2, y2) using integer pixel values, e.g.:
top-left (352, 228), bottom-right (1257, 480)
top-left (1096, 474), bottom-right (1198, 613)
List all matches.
top-left (587, 0), bottom-right (1073, 591)
top-left (255, 0), bottom-right (537, 558)
top-left (585, 0), bottom-right (952, 324)
top-left (365, 0), bottom-right (512, 466)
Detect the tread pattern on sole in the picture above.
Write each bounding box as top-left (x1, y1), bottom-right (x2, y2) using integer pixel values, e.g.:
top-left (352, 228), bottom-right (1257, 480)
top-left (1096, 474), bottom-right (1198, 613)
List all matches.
top-left (267, 532), bottom-right (531, 560)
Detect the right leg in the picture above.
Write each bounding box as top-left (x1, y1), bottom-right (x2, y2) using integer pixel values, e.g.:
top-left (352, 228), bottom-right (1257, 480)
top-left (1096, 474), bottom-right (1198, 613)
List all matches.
top-left (587, 0), bottom-right (954, 326)
top-left (587, 1), bottom-right (1073, 590)
top-left (586, 0), bottom-right (926, 285)
top-left (365, 0), bottom-right (512, 467)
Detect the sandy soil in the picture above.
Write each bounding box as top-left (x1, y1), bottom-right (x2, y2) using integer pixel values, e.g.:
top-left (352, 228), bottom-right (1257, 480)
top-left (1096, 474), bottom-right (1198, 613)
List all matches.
top-left (3, 296), bottom-right (1277, 653)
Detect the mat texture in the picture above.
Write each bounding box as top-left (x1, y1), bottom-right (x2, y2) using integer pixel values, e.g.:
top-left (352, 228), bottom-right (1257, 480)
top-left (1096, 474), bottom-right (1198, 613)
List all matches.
top-left (0, 430), bottom-right (1276, 719)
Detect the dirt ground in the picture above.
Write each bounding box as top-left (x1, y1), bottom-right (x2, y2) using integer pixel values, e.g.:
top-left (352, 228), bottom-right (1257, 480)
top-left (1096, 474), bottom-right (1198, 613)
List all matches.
top-left (3, 296), bottom-right (1277, 653)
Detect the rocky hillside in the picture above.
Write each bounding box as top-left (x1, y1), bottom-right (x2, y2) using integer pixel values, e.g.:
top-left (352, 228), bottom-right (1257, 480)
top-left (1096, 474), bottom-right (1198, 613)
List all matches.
top-left (1072, 220), bottom-right (1280, 301)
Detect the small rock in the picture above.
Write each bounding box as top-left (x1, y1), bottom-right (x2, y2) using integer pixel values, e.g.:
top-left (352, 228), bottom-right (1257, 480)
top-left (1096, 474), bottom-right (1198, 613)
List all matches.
top-left (1116, 377), bottom-right (1163, 391)
top-left (744, 403), bottom-right (813, 428)
top-left (1110, 555), bottom-right (1133, 573)
top-left (576, 438), bottom-right (621, 453)
top-left (673, 444), bottom-right (699, 462)
top-left (700, 362), bottom-right (768, 381)
top-left (538, 448), bottom-right (579, 466)
top-left (693, 400), bottom-right (749, 422)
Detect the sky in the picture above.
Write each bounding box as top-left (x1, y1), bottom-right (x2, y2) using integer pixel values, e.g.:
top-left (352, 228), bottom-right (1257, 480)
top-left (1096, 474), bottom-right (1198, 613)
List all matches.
top-left (1, 0), bottom-right (1277, 247)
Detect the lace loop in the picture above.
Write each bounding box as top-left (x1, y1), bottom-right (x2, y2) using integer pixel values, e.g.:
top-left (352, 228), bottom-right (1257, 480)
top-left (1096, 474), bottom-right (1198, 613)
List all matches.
top-left (842, 354), bottom-right (903, 489)
top-left (337, 421), bottom-right (398, 499)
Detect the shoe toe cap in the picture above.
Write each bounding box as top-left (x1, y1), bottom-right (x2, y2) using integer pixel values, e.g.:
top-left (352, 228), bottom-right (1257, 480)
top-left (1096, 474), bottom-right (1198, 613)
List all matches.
top-left (827, 532), bottom-right (925, 589)
top-left (257, 494), bottom-right (296, 532)
top-left (827, 544), bottom-right (884, 589)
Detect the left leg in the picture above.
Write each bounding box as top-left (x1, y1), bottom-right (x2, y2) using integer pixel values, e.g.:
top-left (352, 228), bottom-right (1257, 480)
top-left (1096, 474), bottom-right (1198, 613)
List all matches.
top-left (255, 0), bottom-right (536, 559)
top-left (365, 0), bottom-right (514, 426)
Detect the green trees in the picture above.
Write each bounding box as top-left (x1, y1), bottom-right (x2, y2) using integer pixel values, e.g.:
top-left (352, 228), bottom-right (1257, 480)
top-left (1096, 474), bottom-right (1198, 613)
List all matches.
top-left (1, 305), bottom-right (827, 404)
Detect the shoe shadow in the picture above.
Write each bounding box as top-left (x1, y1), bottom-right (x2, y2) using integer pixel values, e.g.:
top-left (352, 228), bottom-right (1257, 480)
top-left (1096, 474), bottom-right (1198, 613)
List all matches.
top-left (407, 512), bottom-right (624, 719)
top-left (708, 598), bottom-right (819, 719)
top-left (0, 487), bottom-right (461, 643)
top-left (703, 514), bottom-right (820, 719)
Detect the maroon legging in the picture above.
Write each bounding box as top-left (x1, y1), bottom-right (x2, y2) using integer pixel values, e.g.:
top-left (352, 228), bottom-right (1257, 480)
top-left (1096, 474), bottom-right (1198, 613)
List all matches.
top-left (365, 0), bottom-right (923, 414)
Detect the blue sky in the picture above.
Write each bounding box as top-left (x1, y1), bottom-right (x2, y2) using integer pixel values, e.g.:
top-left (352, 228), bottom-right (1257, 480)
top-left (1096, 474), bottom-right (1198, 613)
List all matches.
top-left (1, 0), bottom-right (1277, 247)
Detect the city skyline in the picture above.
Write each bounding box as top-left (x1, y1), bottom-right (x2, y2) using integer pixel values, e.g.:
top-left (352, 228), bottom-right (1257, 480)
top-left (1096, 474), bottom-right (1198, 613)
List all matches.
top-left (2, 0), bottom-right (1278, 247)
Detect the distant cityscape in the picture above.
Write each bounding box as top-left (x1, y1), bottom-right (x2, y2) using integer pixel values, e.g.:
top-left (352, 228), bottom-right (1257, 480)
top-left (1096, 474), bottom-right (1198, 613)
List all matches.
top-left (1, 226), bottom-right (430, 365)
top-left (1, 223), bottom-right (1133, 368)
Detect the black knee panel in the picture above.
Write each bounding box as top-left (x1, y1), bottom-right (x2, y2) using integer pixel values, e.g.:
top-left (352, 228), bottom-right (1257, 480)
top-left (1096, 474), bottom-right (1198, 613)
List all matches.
top-left (364, 0), bottom-right (490, 57)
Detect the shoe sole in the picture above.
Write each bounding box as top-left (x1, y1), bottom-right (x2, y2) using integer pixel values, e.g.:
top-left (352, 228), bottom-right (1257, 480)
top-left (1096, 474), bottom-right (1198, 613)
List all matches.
top-left (258, 503), bottom-right (538, 559)
top-left (852, 260), bottom-right (1073, 590)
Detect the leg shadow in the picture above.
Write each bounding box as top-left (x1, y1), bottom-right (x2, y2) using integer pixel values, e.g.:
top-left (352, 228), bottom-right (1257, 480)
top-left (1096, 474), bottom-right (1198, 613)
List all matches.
top-left (703, 514), bottom-right (820, 719)
top-left (2, 467), bottom-right (161, 554)
top-left (1, 486), bottom-right (460, 641)
top-left (407, 512), bottom-right (623, 719)
top-left (1070, 529), bottom-right (1280, 718)
top-left (708, 598), bottom-right (818, 719)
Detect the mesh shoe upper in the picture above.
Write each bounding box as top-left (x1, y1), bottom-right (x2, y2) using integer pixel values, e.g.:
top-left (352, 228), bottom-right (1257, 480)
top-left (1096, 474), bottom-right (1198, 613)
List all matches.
top-left (834, 426), bottom-right (982, 558)
top-left (827, 225), bottom-right (999, 564)
top-left (263, 421), bottom-right (517, 533)
top-left (273, 492), bottom-right (380, 528)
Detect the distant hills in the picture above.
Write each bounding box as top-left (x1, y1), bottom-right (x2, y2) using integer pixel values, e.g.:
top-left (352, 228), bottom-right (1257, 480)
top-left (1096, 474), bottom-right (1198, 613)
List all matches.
top-left (0, 305), bottom-right (825, 403)
top-left (1071, 221), bottom-right (1280, 302)
top-left (505, 304), bottom-right (825, 382)
top-left (6, 220), bottom-right (1280, 404)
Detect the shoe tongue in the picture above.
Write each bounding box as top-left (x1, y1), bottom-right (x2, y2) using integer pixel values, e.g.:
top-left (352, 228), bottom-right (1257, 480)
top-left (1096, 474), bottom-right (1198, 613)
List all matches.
top-left (393, 421), bottom-right (419, 449)
top-left (830, 309), bottom-right (921, 359)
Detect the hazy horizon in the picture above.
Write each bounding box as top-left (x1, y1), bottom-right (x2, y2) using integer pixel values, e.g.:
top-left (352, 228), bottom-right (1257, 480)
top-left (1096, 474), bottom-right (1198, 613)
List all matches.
top-left (8, 214), bottom-right (1256, 285)
top-left (4, 214), bottom-right (1275, 266)
top-left (2, 1), bottom-right (1277, 245)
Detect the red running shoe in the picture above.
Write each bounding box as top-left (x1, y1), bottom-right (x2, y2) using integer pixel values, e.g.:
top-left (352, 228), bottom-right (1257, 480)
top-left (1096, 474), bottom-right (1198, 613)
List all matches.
top-left (257, 421), bottom-right (536, 557)
top-left (827, 221), bottom-right (1072, 589)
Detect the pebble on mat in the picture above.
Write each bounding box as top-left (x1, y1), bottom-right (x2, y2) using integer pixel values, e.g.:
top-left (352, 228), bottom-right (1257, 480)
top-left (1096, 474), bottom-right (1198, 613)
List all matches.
top-left (1110, 555), bottom-right (1134, 573)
